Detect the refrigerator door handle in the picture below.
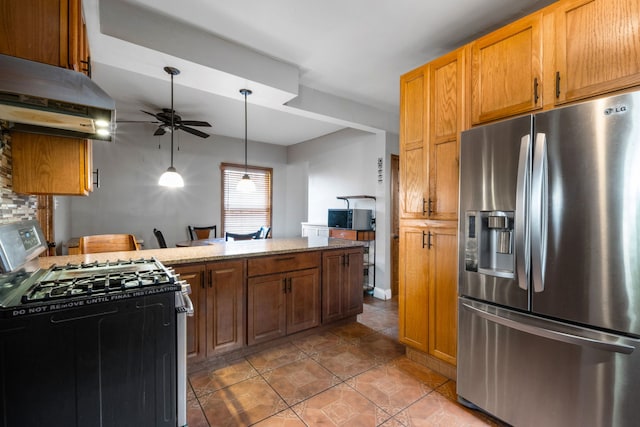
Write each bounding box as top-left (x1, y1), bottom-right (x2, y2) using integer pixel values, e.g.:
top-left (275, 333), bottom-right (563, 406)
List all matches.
top-left (531, 132), bottom-right (548, 293)
top-left (515, 134), bottom-right (531, 290)
top-left (461, 302), bottom-right (635, 354)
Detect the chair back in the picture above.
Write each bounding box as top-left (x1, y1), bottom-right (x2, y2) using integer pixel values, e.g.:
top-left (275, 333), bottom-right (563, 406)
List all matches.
top-left (225, 231), bottom-right (259, 241)
top-left (79, 234), bottom-right (139, 254)
top-left (153, 228), bottom-right (167, 248)
top-left (188, 225), bottom-right (217, 240)
top-left (257, 226), bottom-right (271, 239)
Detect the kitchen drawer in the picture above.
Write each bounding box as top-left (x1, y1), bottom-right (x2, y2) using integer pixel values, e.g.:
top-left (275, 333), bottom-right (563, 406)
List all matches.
top-left (247, 251), bottom-right (320, 277)
top-left (329, 229), bottom-right (375, 241)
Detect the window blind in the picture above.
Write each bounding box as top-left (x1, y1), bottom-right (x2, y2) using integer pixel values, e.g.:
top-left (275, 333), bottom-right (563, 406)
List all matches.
top-left (221, 163), bottom-right (272, 235)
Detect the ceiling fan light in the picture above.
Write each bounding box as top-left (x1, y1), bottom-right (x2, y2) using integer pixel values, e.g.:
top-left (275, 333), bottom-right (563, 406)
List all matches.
top-left (159, 166), bottom-right (184, 188)
top-left (236, 174), bottom-right (255, 193)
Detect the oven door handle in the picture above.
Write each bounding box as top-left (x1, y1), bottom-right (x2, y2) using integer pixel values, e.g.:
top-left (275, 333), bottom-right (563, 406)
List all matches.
top-left (180, 292), bottom-right (194, 316)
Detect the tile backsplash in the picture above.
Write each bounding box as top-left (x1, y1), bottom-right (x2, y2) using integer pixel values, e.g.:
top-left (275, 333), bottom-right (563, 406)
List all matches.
top-left (0, 130), bottom-right (37, 223)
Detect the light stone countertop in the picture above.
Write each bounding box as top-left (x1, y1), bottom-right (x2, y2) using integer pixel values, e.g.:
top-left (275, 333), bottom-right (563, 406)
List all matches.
top-left (38, 237), bottom-right (365, 269)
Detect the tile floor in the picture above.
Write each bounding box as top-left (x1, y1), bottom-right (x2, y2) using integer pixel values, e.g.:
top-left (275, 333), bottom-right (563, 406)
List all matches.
top-left (187, 296), bottom-right (501, 426)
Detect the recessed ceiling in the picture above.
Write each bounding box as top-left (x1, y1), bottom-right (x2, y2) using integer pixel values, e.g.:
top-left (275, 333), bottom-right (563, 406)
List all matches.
top-left (83, 0), bottom-right (556, 145)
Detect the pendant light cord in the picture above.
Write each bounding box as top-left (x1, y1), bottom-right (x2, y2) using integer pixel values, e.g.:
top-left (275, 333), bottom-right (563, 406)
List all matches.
top-left (244, 90), bottom-right (248, 174)
top-left (170, 73), bottom-right (175, 168)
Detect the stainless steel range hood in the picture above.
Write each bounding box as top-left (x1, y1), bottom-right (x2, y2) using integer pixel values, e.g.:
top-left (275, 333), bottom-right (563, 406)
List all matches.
top-left (0, 54), bottom-right (115, 141)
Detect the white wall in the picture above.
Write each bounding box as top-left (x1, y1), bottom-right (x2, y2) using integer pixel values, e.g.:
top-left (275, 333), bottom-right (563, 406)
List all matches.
top-left (288, 128), bottom-right (399, 299)
top-left (58, 125), bottom-right (306, 250)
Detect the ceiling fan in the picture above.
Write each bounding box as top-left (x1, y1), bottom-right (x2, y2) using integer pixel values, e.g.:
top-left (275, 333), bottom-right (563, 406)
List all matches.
top-left (119, 66), bottom-right (212, 139)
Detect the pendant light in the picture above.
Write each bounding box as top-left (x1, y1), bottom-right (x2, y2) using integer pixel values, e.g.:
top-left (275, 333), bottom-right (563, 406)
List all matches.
top-left (158, 66), bottom-right (184, 188)
top-left (237, 88), bottom-right (256, 193)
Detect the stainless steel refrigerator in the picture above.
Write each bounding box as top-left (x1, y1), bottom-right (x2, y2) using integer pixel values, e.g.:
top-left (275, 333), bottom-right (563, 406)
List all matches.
top-left (457, 90), bottom-right (640, 427)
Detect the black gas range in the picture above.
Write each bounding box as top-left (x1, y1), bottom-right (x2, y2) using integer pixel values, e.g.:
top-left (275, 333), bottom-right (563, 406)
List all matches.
top-left (0, 221), bottom-right (191, 427)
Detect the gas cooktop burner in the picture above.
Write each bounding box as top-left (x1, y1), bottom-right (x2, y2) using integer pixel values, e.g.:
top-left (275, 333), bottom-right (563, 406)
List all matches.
top-left (1, 258), bottom-right (183, 316)
top-left (21, 268), bottom-right (176, 303)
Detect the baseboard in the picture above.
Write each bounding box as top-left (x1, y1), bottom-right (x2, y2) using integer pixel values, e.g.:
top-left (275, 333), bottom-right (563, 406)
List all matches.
top-left (372, 287), bottom-right (392, 300)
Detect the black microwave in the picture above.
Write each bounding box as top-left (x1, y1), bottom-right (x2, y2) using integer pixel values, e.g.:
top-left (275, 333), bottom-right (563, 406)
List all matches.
top-left (328, 209), bottom-right (372, 230)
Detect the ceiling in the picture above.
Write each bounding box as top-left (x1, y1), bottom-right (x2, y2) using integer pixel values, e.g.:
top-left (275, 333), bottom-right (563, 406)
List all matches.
top-left (84, 0), bottom-right (555, 146)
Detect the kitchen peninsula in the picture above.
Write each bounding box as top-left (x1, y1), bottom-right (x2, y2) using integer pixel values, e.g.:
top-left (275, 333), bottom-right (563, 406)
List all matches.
top-left (38, 237), bottom-right (366, 364)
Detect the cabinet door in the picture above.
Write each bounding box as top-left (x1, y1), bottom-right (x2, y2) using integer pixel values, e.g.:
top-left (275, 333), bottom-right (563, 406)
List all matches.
top-left (247, 273), bottom-right (287, 345)
top-left (427, 226), bottom-right (458, 366)
top-left (399, 65), bottom-right (429, 218)
top-left (471, 13), bottom-right (543, 124)
top-left (286, 268), bottom-right (320, 335)
top-left (173, 264), bottom-right (205, 361)
top-left (555, 0), bottom-right (640, 104)
top-left (0, 0), bottom-right (64, 66)
top-left (344, 248), bottom-right (364, 317)
top-left (398, 225), bottom-right (430, 352)
top-left (321, 251), bottom-right (344, 323)
top-left (206, 260), bottom-right (245, 356)
top-left (429, 48), bottom-right (463, 220)
top-left (11, 132), bottom-right (92, 195)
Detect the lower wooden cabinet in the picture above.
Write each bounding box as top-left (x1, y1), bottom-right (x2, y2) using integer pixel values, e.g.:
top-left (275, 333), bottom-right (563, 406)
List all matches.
top-left (399, 222), bottom-right (457, 366)
top-left (247, 267), bottom-right (320, 345)
top-left (174, 260), bottom-right (245, 361)
top-left (11, 132), bottom-right (93, 195)
top-left (322, 247), bottom-right (364, 323)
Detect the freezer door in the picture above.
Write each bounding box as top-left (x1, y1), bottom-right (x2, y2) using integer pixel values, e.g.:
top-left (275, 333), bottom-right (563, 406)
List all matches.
top-left (458, 298), bottom-right (640, 427)
top-left (459, 115), bottom-right (532, 310)
top-left (532, 91), bottom-right (640, 336)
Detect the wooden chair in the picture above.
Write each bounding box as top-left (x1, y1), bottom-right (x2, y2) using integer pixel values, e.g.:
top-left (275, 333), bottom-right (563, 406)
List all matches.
top-left (188, 225), bottom-right (217, 240)
top-left (153, 228), bottom-right (167, 248)
top-left (79, 234), bottom-right (140, 254)
top-left (225, 231), bottom-right (259, 241)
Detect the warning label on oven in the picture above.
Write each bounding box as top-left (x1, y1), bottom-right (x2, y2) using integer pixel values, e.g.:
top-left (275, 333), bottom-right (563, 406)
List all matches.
top-left (1, 284), bottom-right (181, 318)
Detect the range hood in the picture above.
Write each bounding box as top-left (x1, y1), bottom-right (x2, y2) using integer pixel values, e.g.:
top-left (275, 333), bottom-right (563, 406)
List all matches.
top-left (0, 54), bottom-right (115, 141)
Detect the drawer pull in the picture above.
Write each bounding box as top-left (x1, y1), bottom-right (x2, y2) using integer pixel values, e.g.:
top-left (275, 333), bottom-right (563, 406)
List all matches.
top-left (275, 257), bottom-right (295, 262)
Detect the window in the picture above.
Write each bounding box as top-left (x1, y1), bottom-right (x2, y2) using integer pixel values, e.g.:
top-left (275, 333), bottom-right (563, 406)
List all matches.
top-left (221, 163), bottom-right (272, 235)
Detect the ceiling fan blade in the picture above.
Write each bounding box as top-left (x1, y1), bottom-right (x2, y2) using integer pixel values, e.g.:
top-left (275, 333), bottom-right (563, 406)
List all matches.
top-left (177, 125), bottom-right (210, 138)
top-left (116, 120), bottom-right (160, 123)
top-left (141, 110), bottom-right (166, 122)
top-left (154, 126), bottom-right (166, 136)
top-left (180, 120), bottom-right (212, 127)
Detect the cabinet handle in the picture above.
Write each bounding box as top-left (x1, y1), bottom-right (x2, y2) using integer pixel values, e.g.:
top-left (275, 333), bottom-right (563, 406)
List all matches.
top-left (275, 257), bottom-right (295, 262)
top-left (427, 198), bottom-right (433, 216)
top-left (422, 198), bottom-right (427, 215)
top-left (282, 278), bottom-right (287, 293)
top-left (422, 231), bottom-right (433, 249)
top-left (201, 272), bottom-right (205, 289)
top-left (555, 72), bottom-right (561, 98)
top-left (80, 56), bottom-right (92, 77)
top-left (208, 270), bottom-right (212, 288)
top-left (92, 169), bottom-right (100, 189)
top-left (533, 78), bottom-right (539, 103)
top-left (287, 278), bottom-right (292, 293)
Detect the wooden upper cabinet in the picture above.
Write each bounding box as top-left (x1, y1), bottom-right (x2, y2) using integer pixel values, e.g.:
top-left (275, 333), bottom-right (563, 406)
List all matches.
top-left (399, 65), bottom-right (429, 218)
top-left (428, 48), bottom-right (464, 221)
top-left (554, 0), bottom-right (640, 104)
top-left (0, 0), bottom-right (89, 74)
top-left (399, 48), bottom-right (464, 220)
top-left (471, 13), bottom-right (543, 124)
top-left (11, 132), bottom-right (93, 195)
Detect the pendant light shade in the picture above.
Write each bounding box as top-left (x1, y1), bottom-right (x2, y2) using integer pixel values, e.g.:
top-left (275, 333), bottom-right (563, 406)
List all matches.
top-left (158, 166), bottom-right (184, 187)
top-left (159, 66), bottom-right (184, 188)
top-left (237, 88), bottom-right (255, 193)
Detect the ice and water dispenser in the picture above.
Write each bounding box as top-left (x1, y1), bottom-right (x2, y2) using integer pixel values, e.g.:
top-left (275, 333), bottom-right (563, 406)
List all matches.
top-left (463, 211), bottom-right (515, 279)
